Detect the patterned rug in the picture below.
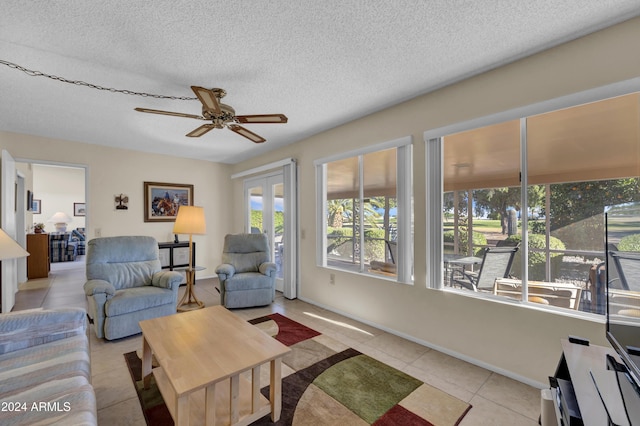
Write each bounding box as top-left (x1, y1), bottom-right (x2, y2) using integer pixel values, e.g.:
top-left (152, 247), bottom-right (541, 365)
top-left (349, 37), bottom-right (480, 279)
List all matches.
top-left (124, 313), bottom-right (471, 425)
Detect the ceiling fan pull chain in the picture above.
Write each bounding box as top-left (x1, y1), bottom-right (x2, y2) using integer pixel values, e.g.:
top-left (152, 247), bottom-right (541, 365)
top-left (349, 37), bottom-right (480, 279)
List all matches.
top-left (0, 59), bottom-right (197, 100)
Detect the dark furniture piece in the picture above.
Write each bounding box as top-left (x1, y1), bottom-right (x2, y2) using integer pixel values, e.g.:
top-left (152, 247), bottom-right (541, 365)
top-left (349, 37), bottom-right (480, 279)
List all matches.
top-left (26, 233), bottom-right (50, 278)
top-left (453, 246), bottom-right (519, 292)
top-left (158, 241), bottom-right (195, 271)
top-left (547, 338), bottom-right (634, 426)
top-left (158, 241), bottom-right (196, 285)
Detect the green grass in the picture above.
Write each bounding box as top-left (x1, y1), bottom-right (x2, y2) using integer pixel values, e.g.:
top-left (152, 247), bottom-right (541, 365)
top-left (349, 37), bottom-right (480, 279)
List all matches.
top-left (444, 219), bottom-right (506, 232)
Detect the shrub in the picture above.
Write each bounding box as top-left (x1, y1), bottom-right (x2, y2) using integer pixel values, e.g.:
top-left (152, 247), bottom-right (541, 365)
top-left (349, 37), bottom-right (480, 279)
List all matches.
top-left (326, 227), bottom-right (388, 262)
top-left (618, 234), bottom-right (640, 252)
top-left (443, 230), bottom-right (488, 256)
top-left (364, 228), bottom-right (386, 261)
top-left (504, 233), bottom-right (566, 280)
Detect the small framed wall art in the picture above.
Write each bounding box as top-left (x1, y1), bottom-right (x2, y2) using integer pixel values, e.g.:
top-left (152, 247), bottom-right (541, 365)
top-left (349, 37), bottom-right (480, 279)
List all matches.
top-left (32, 199), bottom-right (41, 214)
top-left (74, 202), bottom-right (86, 216)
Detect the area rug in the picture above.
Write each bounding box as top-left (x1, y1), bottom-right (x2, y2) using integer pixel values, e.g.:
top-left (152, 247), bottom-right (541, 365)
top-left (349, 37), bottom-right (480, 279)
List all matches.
top-left (124, 313), bottom-right (471, 425)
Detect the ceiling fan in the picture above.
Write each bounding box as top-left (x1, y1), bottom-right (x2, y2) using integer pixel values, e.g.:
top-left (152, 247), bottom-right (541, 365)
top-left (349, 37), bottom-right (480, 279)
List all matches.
top-left (135, 86), bottom-right (288, 143)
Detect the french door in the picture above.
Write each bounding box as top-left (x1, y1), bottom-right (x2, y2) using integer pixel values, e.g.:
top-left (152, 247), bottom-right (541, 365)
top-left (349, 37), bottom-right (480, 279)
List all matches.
top-left (244, 168), bottom-right (297, 298)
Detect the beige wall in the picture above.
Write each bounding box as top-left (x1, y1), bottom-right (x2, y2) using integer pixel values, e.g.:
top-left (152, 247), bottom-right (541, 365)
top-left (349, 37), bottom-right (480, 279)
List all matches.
top-left (0, 132), bottom-right (233, 275)
top-left (230, 17), bottom-right (640, 386)
top-left (31, 164), bottom-right (86, 232)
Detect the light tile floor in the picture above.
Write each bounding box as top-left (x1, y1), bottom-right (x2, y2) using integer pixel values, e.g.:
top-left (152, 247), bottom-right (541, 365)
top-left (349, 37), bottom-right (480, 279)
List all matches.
top-left (13, 261), bottom-right (541, 425)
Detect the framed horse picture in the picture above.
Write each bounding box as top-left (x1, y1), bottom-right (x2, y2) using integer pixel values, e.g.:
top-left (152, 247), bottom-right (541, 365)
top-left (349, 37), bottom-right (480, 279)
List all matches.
top-left (144, 182), bottom-right (194, 222)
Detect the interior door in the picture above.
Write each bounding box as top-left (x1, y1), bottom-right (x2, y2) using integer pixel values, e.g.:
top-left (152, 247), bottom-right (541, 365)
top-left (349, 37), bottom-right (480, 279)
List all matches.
top-left (1, 149), bottom-right (18, 313)
top-left (245, 174), bottom-right (285, 292)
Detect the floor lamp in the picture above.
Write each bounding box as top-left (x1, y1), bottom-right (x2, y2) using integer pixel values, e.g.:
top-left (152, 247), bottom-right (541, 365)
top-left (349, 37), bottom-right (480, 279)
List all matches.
top-left (0, 228), bottom-right (30, 313)
top-left (173, 206), bottom-right (206, 311)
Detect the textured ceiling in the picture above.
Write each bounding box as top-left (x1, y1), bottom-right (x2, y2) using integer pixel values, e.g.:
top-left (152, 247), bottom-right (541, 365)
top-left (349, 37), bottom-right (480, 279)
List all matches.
top-left (1, 1), bottom-right (640, 164)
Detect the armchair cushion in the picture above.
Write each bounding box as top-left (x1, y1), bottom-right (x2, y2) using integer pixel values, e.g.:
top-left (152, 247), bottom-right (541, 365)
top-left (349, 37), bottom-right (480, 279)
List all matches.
top-left (104, 286), bottom-right (177, 316)
top-left (152, 270), bottom-right (183, 290)
top-left (259, 262), bottom-right (277, 277)
top-left (224, 272), bottom-right (274, 292)
top-left (221, 234), bottom-right (270, 273)
top-left (215, 263), bottom-right (236, 280)
top-left (84, 279), bottom-right (116, 297)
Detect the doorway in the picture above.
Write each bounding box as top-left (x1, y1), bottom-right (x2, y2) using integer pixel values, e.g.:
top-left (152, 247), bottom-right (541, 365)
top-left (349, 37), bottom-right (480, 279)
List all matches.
top-left (242, 163), bottom-right (297, 299)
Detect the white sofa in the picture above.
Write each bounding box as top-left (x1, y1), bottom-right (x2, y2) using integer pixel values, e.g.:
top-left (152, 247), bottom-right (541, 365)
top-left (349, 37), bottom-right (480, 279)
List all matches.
top-left (0, 308), bottom-right (96, 425)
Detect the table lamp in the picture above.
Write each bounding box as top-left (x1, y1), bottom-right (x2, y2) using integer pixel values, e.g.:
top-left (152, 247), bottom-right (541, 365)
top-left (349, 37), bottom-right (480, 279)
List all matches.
top-left (173, 206), bottom-right (206, 310)
top-left (0, 228), bottom-right (30, 261)
top-left (48, 212), bottom-right (72, 233)
top-left (0, 228), bottom-right (30, 311)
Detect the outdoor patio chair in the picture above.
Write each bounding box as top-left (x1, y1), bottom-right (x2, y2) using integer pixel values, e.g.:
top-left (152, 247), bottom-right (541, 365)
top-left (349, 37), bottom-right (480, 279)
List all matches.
top-left (454, 246), bottom-right (519, 292)
top-left (609, 250), bottom-right (640, 292)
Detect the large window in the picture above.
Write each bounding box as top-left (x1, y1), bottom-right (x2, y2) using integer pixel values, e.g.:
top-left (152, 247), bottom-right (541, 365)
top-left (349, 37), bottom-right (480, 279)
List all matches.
top-left (438, 92), bottom-right (640, 314)
top-left (316, 140), bottom-right (413, 283)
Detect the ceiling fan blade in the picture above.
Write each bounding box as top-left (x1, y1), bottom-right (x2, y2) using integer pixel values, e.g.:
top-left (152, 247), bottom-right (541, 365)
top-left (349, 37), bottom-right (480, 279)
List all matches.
top-left (186, 124), bottom-right (215, 137)
top-left (191, 86), bottom-right (222, 114)
top-left (135, 107), bottom-right (204, 120)
top-left (235, 114), bottom-right (288, 124)
top-left (228, 124), bottom-right (266, 143)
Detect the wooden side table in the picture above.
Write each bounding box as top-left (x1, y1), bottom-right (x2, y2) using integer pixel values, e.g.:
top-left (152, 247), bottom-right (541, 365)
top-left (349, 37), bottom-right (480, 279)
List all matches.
top-left (26, 233), bottom-right (50, 279)
top-left (176, 266), bottom-right (205, 312)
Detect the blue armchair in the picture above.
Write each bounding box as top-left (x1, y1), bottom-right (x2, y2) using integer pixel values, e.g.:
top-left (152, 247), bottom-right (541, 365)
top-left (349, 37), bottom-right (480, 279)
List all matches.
top-left (215, 233), bottom-right (276, 309)
top-left (83, 236), bottom-right (183, 340)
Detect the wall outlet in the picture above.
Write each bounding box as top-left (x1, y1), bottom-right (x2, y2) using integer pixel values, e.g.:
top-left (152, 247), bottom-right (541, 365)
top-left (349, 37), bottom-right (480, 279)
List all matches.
top-left (329, 273), bottom-right (335, 285)
top-left (95, 228), bottom-right (102, 237)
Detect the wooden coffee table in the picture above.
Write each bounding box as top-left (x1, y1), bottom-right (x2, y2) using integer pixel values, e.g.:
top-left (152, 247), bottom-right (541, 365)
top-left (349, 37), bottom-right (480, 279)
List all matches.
top-left (139, 306), bottom-right (290, 426)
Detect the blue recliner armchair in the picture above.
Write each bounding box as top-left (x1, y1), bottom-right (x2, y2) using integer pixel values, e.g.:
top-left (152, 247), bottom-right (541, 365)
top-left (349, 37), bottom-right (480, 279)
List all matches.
top-left (83, 236), bottom-right (183, 340)
top-left (215, 233), bottom-right (276, 309)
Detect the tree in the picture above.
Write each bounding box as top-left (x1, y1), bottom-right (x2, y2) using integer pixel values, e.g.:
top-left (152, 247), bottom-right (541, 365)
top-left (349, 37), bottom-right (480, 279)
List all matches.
top-left (550, 179), bottom-right (640, 230)
top-left (473, 185), bottom-right (545, 234)
top-left (549, 178), bottom-right (640, 250)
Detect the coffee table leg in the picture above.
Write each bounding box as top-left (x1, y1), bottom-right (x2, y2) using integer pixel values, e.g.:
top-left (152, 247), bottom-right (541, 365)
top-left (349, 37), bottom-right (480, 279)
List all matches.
top-left (142, 337), bottom-right (152, 389)
top-left (270, 358), bottom-right (283, 421)
top-left (205, 383), bottom-right (217, 426)
top-left (176, 395), bottom-right (189, 426)
top-left (252, 365), bottom-right (260, 412)
top-left (230, 374), bottom-right (240, 424)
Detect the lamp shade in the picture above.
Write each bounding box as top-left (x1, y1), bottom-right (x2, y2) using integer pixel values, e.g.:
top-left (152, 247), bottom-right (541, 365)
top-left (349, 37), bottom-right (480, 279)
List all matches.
top-left (48, 212), bottom-right (72, 224)
top-left (0, 228), bottom-right (30, 260)
top-left (173, 206), bottom-right (206, 235)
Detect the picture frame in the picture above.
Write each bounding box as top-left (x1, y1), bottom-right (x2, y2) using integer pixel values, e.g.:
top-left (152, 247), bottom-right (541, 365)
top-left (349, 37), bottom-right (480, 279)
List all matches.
top-left (74, 202), bottom-right (86, 216)
top-left (27, 190), bottom-right (33, 212)
top-left (144, 181), bottom-right (194, 222)
top-left (32, 199), bottom-right (41, 214)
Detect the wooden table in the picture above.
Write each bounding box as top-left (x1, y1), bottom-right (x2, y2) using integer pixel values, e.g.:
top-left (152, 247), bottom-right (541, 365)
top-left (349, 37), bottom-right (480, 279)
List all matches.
top-left (139, 306), bottom-right (291, 426)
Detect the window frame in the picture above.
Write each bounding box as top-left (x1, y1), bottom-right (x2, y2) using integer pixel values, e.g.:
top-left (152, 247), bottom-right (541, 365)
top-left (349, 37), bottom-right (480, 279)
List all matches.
top-left (315, 136), bottom-right (413, 283)
top-left (424, 76), bottom-right (640, 314)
